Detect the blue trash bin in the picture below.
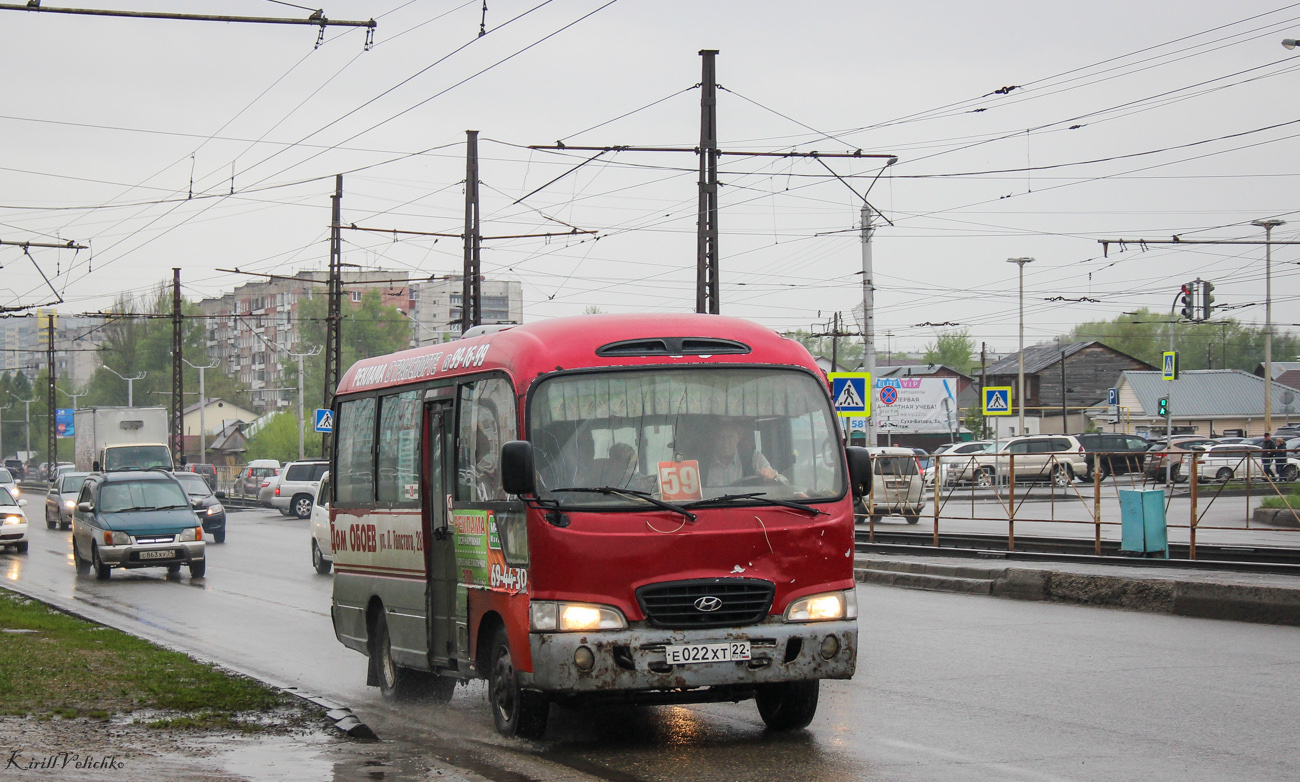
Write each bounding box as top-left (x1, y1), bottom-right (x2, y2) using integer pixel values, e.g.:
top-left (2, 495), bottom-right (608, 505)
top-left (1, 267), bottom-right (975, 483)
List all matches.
top-left (1118, 488), bottom-right (1168, 558)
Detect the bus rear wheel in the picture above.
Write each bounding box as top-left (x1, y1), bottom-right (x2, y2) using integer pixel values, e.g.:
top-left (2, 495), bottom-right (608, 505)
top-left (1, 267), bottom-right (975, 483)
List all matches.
top-left (755, 679), bottom-right (819, 730)
top-left (488, 625), bottom-right (548, 739)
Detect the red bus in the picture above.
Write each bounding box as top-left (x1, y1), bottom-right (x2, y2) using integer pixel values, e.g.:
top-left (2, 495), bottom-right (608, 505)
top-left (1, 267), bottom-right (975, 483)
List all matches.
top-left (328, 313), bottom-right (871, 738)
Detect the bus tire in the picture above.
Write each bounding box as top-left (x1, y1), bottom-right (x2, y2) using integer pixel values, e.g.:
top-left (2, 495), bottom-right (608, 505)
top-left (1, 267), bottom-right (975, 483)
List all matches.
top-left (372, 612), bottom-right (418, 701)
top-left (755, 679), bottom-right (819, 730)
top-left (488, 625), bottom-right (548, 739)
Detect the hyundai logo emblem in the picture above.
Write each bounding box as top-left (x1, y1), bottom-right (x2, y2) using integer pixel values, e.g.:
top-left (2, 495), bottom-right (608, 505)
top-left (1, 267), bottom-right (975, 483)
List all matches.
top-left (694, 596), bottom-right (723, 612)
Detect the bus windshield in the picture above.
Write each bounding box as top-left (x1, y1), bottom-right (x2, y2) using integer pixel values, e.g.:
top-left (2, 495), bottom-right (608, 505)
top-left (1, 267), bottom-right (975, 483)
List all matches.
top-left (529, 367), bottom-right (844, 507)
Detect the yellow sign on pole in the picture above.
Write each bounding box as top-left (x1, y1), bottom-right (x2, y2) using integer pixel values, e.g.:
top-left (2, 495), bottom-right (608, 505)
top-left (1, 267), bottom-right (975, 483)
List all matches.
top-left (983, 386), bottom-right (1012, 416)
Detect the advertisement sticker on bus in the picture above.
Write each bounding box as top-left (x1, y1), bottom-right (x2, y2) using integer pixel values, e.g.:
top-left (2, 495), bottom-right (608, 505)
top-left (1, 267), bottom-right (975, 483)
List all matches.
top-left (452, 509), bottom-right (527, 594)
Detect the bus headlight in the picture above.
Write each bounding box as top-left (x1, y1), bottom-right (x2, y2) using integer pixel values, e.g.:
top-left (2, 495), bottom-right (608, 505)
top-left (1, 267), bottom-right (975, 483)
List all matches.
top-left (784, 590), bottom-right (857, 622)
top-left (529, 601), bottom-right (627, 632)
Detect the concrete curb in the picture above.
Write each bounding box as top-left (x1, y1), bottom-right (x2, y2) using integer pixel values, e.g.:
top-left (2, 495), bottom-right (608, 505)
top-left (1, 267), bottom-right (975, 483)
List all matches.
top-left (1252, 507), bottom-right (1300, 528)
top-left (856, 557), bottom-right (1300, 626)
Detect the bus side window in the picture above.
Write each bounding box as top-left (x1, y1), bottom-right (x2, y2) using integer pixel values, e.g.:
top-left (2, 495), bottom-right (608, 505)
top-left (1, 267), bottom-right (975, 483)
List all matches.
top-left (337, 397), bottom-right (377, 505)
top-left (457, 378), bottom-right (518, 502)
top-left (377, 390), bottom-right (422, 506)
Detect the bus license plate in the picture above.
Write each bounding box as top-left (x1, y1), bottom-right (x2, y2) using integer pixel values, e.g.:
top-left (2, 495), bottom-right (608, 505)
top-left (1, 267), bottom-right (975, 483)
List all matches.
top-left (664, 641), bottom-right (751, 665)
top-left (139, 550), bottom-right (176, 560)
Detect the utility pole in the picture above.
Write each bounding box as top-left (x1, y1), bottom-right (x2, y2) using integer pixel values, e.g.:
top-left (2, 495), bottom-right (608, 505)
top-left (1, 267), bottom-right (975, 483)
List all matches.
top-left (980, 342), bottom-right (987, 438)
top-left (528, 51), bottom-right (896, 318)
top-left (182, 358), bottom-right (218, 462)
top-left (1059, 338), bottom-right (1068, 434)
top-left (102, 366), bottom-right (145, 407)
top-left (171, 268), bottom-right (184, 463)
top-left (46, 312), bottom-right (56, 470)
top-left (861, 204), bottom-right (877, 445)
top-left (462, 131), bottom-right (482, 332)
top-left (322, 174), bottom-right (343, 458)
top-left (0, 403), bottom-right (8, 461)
top-left (697, 50), bottom-right (720, 315)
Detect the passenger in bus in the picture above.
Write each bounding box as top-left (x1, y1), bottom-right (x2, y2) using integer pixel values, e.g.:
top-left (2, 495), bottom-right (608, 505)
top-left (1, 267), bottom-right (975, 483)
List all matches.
top-left (704, 420), bottom-right (787, 486)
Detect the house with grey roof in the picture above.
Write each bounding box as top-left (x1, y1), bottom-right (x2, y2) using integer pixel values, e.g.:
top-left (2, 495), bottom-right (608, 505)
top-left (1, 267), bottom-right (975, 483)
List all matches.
top-left (1102, 369), bottom-right (1300, 437)
top-left (985, 341), bottom-right (1156, 434)
top-left (1253, 361), bottom-right (1300, 395)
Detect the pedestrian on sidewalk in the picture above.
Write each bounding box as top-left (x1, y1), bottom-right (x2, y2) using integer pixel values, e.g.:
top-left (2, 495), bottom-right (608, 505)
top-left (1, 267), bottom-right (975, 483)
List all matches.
top-left (1270, 434), bottom-right (1287, 481)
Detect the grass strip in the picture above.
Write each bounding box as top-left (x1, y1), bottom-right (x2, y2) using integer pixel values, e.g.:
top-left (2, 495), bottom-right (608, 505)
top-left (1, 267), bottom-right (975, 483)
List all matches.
top-left (0, 587), bottom-right (285, 728)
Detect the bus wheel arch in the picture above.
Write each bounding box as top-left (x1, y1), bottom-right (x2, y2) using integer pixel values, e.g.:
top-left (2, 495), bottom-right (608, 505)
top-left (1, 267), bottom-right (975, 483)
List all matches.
top-left (477, 611), bottom-right (547, 739)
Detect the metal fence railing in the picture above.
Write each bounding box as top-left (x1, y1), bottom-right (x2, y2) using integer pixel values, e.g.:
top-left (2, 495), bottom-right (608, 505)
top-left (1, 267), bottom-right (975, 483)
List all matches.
top-left (859, 450), bottom-right (1300, 558)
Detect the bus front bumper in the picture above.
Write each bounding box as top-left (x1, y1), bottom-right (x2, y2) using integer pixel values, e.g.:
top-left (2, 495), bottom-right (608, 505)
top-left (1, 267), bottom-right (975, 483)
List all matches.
top-left (524, 619), bottom-right (856, 694)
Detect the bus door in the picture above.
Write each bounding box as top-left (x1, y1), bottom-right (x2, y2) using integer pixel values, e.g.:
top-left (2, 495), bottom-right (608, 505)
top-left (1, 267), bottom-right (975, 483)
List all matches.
top-left (423, 397), bottom-right (462, 671)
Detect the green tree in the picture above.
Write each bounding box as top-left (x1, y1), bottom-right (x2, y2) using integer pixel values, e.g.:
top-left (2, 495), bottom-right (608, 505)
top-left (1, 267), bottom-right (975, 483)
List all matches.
top-left (82, 288), bottom-right (251, 411)
top-left (287, 288), bottom-right (412, 408)
top-left (1066, 309), bottom-right (1300, 372)
top-left (922, 329), bottom-right (976, 375)
top-left (245, 412), bottom-right (320, 463)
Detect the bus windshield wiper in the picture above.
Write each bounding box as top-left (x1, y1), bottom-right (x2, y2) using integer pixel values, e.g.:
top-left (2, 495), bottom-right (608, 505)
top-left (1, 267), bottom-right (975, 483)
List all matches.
top-left (685, 492), bottom-right (827, 516)
top-left (550, 487), bottom-right (696, 521)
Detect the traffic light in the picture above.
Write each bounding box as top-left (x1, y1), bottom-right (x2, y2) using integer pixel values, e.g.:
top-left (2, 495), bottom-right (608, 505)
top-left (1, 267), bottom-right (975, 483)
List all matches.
top-left (1200, 279), bottom-right (1215, 321)
top-left (1179, 283), bottom-right (1195, 320)
top-left (1158, 396), bottom-right (1170, 417)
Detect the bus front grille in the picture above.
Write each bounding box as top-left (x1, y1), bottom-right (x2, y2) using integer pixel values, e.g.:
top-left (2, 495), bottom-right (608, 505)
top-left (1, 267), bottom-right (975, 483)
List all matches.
top-left (635, 578), bottom-right (774, 629)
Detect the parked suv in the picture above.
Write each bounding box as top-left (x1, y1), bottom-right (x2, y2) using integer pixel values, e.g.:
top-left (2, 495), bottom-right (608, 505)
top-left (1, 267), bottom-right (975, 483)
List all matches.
top-left (958, 435), bottom-right (1089, 487)
top-left (1076, 433), bottom-right (1150, 481)
top-left (272, 460), bottom-right (329, 518)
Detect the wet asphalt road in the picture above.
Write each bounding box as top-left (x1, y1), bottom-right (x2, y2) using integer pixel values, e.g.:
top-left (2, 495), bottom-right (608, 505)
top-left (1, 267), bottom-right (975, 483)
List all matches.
top-left (4, 508), bottom-right (1300, 781)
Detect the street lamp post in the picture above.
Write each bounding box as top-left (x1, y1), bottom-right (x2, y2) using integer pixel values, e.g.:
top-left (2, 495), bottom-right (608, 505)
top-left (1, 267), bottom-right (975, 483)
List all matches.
top-left (102, 366), bottom-right (146, 407)
top-left (182, 359), bottom-right (219, 463)
top-left (9, 393), bottom-right (36, 463)
top-left (1007, 257), bottom-right (1034, 435)
top-left (1252, 219), bottom-right (1284, 433)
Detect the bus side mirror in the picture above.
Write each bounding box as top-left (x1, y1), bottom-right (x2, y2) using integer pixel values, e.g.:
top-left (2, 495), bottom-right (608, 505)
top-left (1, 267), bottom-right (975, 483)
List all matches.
top-left (501, 440), bottom-right (537, 496)
top-left (846, 446), bottom-right (872, 498)
top-left (92, 461), bottom-right (101, 472)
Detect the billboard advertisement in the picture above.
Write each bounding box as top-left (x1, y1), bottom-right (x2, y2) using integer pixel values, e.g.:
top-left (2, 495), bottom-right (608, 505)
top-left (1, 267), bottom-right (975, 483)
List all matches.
top-left (873, 377), bottom-right (959, 434)
top-left (55, 408), bottom-right (74, 438)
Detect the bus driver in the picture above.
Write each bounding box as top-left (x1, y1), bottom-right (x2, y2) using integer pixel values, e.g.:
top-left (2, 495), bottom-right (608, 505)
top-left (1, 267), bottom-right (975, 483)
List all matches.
top-left (704, 420), bottom-right (787, 486)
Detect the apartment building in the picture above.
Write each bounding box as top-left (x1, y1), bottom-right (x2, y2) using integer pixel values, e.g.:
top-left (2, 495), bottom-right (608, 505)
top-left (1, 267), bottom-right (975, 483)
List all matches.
top-left (0, 310), bottom-right (107, 388)
top-left (199, 271), bottom-right (522, 411)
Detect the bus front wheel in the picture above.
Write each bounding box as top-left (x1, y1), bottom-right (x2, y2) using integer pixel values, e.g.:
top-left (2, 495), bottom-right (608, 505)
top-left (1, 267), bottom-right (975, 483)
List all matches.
top-left (488, 625), bottom-right (548, 739)
top-left (755, 679), bottom-right (819, 730)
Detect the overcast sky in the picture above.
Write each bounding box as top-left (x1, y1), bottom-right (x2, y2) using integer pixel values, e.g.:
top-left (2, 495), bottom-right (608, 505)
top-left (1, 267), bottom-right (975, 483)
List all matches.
top-left (2, 0), bottom-right (1298, 355)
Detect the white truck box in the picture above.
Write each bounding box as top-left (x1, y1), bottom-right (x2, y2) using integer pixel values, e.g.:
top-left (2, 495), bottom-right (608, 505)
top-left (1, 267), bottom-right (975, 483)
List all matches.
top-left (73, 407), bottom-right (171, 472)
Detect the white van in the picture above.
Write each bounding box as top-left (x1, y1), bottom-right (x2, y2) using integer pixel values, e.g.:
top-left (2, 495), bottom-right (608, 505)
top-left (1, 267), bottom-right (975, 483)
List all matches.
top-left (859, 446), bottom-right (926, 523)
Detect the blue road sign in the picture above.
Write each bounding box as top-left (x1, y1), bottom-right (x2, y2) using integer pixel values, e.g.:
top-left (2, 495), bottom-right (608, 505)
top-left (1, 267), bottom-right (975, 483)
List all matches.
top-left (313, 408), bottom-right (334, 433)
top-left (1162, 351), bottom-right (1178, 381)
top-left (1108, 387), bottom-right (1119, 406)
top-left (828, 372), bottom-right (870, 417)
top-left (983, 387), bottom-right (1012, 416)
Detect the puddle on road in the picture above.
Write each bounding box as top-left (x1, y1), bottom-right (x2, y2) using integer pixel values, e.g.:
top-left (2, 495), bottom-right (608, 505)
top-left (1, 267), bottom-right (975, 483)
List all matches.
top-left (202, 731), bottom-right (476, 782)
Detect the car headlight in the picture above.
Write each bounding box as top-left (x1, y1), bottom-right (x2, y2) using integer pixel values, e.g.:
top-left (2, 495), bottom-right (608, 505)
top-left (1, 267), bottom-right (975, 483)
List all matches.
top-left (784, 590), bottom-right (857, 622)
top-left (64, 499), bottom-right (76, 509)
top-left (2, 514), bottom-right (22, 525)
top-left (11, 487), bottom-right (18, 497)
top-left (206, 504), bottom-right (223, 516)
top-left (102, 530), bottom-right (130, 545)
top-left (179, 527), bottom-right (203, 541)
top-left (529, 601), bottom-right (627, 632)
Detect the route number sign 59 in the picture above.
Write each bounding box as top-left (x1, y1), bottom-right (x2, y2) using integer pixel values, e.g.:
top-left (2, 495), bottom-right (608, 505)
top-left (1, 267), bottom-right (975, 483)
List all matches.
top-left (657, 460), bottom-right (703, 501)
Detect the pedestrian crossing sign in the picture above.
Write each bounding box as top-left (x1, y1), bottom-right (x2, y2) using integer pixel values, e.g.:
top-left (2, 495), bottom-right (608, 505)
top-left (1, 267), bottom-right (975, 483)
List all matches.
top-left (314, 408), bottom-right (334, 433)
top-left (1162, 351), bottom-right (1178, 381)
top-left (983, 386), bottom-right (1012, 416)
top-left (828, 372), bottom-right (870, 417)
